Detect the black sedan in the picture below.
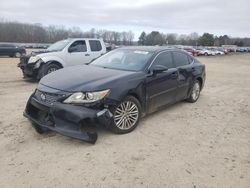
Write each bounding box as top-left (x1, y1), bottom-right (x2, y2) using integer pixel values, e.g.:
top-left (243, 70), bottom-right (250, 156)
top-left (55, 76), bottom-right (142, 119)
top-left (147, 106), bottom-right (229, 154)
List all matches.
top-left (0, 44), bottom-right (26, 57)
top-left (24, 47), bottom-right (206, 143)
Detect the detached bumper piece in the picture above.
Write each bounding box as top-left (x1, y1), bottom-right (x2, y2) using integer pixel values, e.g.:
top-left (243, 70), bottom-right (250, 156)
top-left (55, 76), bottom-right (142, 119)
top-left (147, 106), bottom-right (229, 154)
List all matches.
top-left (24, 96), bottom-right (112, 144)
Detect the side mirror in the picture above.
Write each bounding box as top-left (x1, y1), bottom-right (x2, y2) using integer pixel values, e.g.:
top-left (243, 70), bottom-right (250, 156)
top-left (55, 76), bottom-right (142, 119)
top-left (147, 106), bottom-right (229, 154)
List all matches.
top-left (152, 65), bottom-right (168, 75)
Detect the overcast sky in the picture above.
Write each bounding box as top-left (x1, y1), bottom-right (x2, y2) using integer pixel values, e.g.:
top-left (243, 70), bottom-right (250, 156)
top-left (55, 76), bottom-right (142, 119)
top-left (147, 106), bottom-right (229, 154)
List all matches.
top-left (0, 0), bottom-right (250, 38)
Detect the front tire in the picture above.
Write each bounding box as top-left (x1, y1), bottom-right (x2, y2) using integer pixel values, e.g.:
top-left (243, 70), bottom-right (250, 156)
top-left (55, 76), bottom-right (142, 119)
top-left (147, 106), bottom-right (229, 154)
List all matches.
top-left (37, 63), bottom-right (61, 79)
top-left (109, 96), bottom-right (141, 134)
top-left (186, 80), bottom-right (201, 103)
top-left (44, 63), bottom-right (61, 74)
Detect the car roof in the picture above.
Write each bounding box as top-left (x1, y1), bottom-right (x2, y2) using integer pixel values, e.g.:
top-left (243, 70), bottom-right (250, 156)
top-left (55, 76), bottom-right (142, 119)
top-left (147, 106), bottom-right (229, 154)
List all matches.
top-left (118, 46), bottom-right (187, 54)
top-left (0, 43), bottom-right (15, 46)
top-left (67, 38), bottom-right (103, 41)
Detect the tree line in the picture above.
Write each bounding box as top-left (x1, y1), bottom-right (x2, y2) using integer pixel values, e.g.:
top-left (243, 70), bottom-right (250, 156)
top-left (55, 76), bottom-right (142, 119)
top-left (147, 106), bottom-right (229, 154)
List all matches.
top-left (0, 20), bottom-right (249, 46)
top-left (0, 20), bottom-right (134, 45)
top-left (138, 31), bottom-right (250, 47)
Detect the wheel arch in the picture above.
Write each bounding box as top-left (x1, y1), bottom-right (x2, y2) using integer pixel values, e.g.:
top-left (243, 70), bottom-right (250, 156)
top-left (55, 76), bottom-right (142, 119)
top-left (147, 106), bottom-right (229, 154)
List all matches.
top-left (46, 60), bottom-right (63, 68)
top-left (37, 60), bottom-right (63, 80)
top-left (127, 92), bottom-right (141, 104)
top-left (125, 91), bottom-right (146, 115)
top-left (196, 77), bottom-right (203, 87)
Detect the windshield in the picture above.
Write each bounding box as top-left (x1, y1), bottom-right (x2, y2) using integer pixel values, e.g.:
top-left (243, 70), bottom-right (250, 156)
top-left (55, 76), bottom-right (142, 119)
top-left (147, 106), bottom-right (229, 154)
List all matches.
top-left (90, 49), bottom-right (154, 71)
top-left (47, 39), bottom-right (71, 51)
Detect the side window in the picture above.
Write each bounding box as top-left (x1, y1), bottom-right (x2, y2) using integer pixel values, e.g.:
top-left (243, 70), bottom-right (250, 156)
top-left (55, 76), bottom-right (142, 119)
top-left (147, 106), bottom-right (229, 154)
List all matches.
top-left (1, 44), bottom-right (10, 48)
top-left (152, 52), bottom-right (175, 68)
top-left (173, 52), bottom-right (189, 67)
top-left (89, 40), bottom-right (102, 51)
top-left (68, 40), bottom-right (87, 52)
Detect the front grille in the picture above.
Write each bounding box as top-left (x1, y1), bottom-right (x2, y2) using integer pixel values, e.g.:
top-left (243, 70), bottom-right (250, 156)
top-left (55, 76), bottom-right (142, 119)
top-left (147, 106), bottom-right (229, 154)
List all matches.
top-left (34, 90), bottom-right (66, 106)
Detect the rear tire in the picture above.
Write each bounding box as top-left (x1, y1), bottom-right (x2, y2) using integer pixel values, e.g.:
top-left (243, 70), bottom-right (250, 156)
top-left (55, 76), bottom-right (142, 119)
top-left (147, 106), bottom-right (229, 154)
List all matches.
top-left (186, 80), bottom-right (201, 103)
top-left (109, 96), bottom-right (141, 134)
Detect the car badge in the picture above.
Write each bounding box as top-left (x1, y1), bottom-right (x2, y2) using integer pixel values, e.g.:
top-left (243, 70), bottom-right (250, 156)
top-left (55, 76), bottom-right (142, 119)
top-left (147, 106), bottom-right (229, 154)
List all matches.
top-left (40, 93), bottom-right (46, 101)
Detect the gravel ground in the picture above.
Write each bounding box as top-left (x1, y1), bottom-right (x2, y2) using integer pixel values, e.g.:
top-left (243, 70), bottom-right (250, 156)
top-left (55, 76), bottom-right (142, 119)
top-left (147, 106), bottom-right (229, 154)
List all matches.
top-left (0, 54), bottom-right (249, 188)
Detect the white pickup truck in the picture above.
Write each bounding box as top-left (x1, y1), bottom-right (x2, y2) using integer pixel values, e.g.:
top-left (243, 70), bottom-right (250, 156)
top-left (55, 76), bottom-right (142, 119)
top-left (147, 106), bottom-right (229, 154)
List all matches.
top-left (18, 38), bottom-right (106, 79)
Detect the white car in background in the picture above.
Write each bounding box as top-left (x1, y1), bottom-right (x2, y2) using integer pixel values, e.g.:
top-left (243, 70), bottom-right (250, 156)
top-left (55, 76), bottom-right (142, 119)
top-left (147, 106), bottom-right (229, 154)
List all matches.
top-left (197, 49), bottom-right (214, 56)
top-left (18, 38), bottom-right (106, 79)
top-left (210, 48), bottom-right (225, 55)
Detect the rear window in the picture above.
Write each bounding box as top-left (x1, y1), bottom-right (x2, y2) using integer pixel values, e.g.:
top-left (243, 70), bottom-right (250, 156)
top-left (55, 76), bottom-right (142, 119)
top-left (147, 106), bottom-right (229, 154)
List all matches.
top-left (173, 52), bottom-right (190, 67)
top-left (89, 40), bottom-right (102, 51)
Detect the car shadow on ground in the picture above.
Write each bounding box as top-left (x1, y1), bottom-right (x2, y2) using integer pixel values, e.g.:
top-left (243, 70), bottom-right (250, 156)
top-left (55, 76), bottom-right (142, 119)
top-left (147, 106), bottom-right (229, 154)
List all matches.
top-left (22, 77), bottom-right (38, 83)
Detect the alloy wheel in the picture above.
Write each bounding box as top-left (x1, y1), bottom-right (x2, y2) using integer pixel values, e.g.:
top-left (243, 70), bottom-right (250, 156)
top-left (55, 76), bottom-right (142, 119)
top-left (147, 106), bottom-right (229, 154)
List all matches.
top-left (191, 82), bottom-right (200, 101)
top-left (114, 101), bottom-right (139, 130)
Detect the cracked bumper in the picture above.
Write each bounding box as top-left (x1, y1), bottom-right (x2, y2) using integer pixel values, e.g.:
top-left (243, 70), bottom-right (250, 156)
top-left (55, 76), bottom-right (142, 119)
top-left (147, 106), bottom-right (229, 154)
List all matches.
top-left (24, 95), bottom-right (112, 144)
top-left (18, 62), bottom-right (38, 78)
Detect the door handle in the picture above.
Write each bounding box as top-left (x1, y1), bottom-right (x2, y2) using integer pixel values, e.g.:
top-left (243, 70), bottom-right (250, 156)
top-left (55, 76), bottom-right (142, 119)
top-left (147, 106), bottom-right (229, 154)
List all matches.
top-left (85, 54), bottom-right (90, 56)
top-left (171, 72), bottom-right (178, 79)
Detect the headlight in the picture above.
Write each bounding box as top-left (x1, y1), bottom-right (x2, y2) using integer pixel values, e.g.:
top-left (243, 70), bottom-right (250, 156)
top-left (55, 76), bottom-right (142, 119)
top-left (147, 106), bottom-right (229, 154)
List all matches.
top-left (28, 56), bottom-right (40, 64)
top-left (64, 89), bottom-right (110, 104)
top-left (34, 58), bottom-right (44, 68)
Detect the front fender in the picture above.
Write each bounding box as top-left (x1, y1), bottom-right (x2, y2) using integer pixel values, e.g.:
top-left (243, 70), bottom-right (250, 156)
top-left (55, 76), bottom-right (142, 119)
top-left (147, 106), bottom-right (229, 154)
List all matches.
top-left (40, 56), bottom-right (65, 67)
top-left (106, 80), bottom-right (146, 113)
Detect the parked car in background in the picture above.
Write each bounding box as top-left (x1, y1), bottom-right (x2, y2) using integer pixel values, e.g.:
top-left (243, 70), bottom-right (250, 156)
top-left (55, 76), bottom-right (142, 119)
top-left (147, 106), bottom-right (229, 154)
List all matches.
top-left (186, 51), bottom-right (193, 56)
top-left (18, 38), bottom-right (106, 79)
top-left (217, 47), bottom-right (229, 54)
top-left (236, 47), bottom-right (249, 53)
top-left (24, 46), bottom-right (206, 143)
top-left (0, 44), bottom-right (26, 57)
top-left (197, 48), bottom-right (213, 56)
top-left (210, 48), bottom-right (224, 55)
top-left (183, 47), bottom-right (198, 56)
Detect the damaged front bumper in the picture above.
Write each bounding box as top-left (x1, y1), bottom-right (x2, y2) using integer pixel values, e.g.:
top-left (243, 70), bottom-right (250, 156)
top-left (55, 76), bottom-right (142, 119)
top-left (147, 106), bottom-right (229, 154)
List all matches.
top-left (24, 94), bottom-right (112, 144)
top-left (18, 62), bottom-right (39, 78)
top-left (18, 55), bottom-right (41, 78)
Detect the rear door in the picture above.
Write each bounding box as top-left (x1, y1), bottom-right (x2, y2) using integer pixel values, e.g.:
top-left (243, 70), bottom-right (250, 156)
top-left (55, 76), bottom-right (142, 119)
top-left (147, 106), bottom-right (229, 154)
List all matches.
top-left (0, 44), bottom-right (5, 55)
top-left (88, 39), bottom-right (105, 60)
top-left (146, 51), bottom-right (178, 112)
top-left (66, 40), bottom-right (92, 66)
top-left (172, 51), bottom-right (194, 101)
top-left (9, 45), bottom-right (17, 55)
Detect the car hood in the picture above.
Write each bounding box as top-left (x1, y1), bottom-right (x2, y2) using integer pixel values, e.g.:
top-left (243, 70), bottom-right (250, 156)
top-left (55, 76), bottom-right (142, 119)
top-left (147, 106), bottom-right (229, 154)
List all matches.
top-left (39, 65), bottom-right (140, 92)
top-left (36, 50), bottom-right (61, 58)
top-left (27, 50), bottom-right (61, 58)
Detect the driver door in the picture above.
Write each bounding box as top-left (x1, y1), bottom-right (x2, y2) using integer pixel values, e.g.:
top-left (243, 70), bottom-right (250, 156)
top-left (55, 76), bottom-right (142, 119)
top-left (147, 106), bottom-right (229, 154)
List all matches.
top-left (146, 51), bottom-right (178, 112)
top-left (66, 40), bottom-right (91, 66)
